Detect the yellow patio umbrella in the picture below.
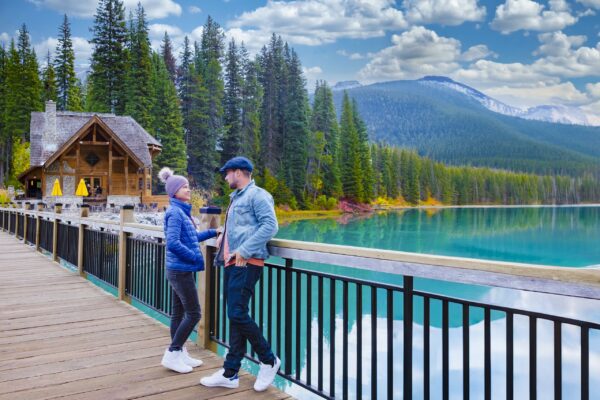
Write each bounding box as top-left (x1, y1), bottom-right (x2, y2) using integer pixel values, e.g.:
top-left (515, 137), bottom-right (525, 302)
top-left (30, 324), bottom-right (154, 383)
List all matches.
top-left (75, 178), bottom-right (89, 197)
top-left (51, 178), bottom-right (62, 197)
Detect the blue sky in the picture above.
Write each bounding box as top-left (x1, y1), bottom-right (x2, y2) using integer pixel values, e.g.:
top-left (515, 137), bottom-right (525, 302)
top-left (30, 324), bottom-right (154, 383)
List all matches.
top-left (1, 0), bottom-right (599, 114)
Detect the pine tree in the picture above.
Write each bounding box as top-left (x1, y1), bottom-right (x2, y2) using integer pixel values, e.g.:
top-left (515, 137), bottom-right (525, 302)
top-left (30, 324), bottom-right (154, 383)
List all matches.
top-left (188, 16), bottom-right (224, 190)
top-left (186, 65), bottom-right (212, 189)
top-left (221, 38), bottom-right (242, 163)
top-left (281, 48), bottom-right (309, 203)
top-left (239, 43), bottom-right (262, 162)
top-left (311, 81), bottom-right (342, 197)
top-left (123, 4), bottom-right (153, 130)
top-left (42, 51), bottom-right (58, 103)
top-left (160, 32), bottom-right (176, 84)
top-left (87, 0), bottom-right (127, 113)
top-left (0, 44), bottom-right (8, 186)
top-left (54, 14), bottom-right (77, 111)
top-left (339, 92), bottom-right (362, 201)
top-left (151, 52), bottom-right (186, 179)
top-left (352, 99), bottom-right (374, 202)
top-left (177, 36), bottom-right (193, 146)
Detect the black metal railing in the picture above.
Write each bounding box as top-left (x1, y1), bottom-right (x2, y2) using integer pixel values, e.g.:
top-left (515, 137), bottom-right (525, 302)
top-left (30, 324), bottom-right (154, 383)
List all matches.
top-left (209, 258), bottom-right (600, 400)
top-left (26, 215), bottom-right (37, 245)
top-left (38, 218), bottom-right (54, 253)
top-left (57, 222), bottom-right (79, 266)
top-left (16, 213), bottom-right (24, 239)
top-left (83, 227), bottom-right (119, 287)
top-left (125, 237), bottom-right (170, 315)
top-left (0, 210), bottom-right (6, 230)
top-left (8, 212), bottom-right (16, 235)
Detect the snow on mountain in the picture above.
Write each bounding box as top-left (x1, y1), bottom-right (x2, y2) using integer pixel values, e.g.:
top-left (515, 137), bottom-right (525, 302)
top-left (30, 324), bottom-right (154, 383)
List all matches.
top-left (332, 80), bottom-right (362, 91)
top-left (417, 76), bottom-right (599, 127)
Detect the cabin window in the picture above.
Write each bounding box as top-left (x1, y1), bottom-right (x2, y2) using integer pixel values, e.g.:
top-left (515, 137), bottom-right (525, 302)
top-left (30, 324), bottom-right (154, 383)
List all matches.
top-left (85, 152), bottom-right (100, 166)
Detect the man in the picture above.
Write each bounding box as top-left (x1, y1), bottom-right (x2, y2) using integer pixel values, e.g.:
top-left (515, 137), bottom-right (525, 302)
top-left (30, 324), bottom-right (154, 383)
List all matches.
top-left (200, 156), bottom-right (281, 392)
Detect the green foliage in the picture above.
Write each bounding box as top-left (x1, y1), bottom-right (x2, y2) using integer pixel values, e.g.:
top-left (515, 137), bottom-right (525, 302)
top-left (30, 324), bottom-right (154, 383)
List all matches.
top-left (151, 52), bottom-right (186, 178)
top-left (123, 4), bottom-right (153, 129)
top-left (41, 51), bottom-right (57, 103)
top-left (87, 0), bottom-right (127, 113)
top-left (54, 14), bottom-right (76, 111)
top-left (11, 137), bottom-right (29, 187)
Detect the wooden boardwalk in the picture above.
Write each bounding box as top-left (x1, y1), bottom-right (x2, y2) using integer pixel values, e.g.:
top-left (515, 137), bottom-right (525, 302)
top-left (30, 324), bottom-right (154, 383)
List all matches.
top-left (0, 232), bottom-right (291, 400)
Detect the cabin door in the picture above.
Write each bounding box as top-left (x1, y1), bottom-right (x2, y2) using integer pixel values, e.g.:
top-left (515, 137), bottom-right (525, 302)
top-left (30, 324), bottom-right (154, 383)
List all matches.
top-left (83, 177), bottom-right (104, 197)
top-left (27, 179), bottom-right (42, 199)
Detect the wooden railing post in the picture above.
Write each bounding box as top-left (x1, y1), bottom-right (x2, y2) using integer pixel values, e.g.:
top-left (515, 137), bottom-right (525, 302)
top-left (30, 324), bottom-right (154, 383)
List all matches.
top-left (22, 202), bottom-right (30, 243)
top-left (36, 203), bottom-right (44, 251)
top-left (14, 202), bottom-right (19, 238)
top-left (118, 204), bottom-right (135, 301)
top-left (53, 203), bottom-right (62, 262)
top-left (78, 204), bottom-right (90, 277)
top-left (197, 206), bottom-right (221, 350)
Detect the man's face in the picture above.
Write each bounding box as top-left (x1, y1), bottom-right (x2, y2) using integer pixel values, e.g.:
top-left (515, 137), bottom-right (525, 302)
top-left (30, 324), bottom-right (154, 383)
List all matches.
top-left (224, 169), bottom-right (239, 189)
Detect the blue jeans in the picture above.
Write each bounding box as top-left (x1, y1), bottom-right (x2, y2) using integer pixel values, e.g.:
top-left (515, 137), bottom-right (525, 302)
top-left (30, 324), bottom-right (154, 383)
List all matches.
top-left (223, 264), bottom-right (275, 372)
top-left (166, 269), bottom-right (201, 351)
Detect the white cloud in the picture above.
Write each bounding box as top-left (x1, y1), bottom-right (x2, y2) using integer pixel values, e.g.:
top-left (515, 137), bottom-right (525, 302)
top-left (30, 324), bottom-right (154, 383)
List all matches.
top-left (27, 0), bottom-right (182, 19)
top-left (224, 28), bottom-right (270, 55)
top-left (0, 32), bottom-right (10, 46)
top-left (483, 81), bottom-right (590, 107)
top-left (358, 26), bottom-right (461, 82)
top-left (403, 0), bottom-right (486, 26)
top-left (149, 24), bottom-right (183, 38)
top-left (586, 82), bottom-right (600, 97)
top-left (454, 59), bottom-right (558, 88)
top-left (576, 0), bottom-right (600, 9)
top-left (490, 0), bottom-right (578, 34)
top-left (532, 40), bottom-right (600, 78)
top-left (461, 44), bottom-right (498, 61)
top-left (189, 5), bottom-right (202, 14)
top-left (533, 31), bottom-right (587, 57)
top-left (228, 0), bottom-right (407, 47)
top-left (34, 36), bottom-right (92, 75)
top-left (303, 66), bottom-right (323, 76)
top-left (337, 49), bottom-right (365, 60)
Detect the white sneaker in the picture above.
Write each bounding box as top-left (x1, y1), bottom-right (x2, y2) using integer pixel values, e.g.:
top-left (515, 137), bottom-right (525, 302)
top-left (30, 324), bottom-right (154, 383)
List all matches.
top-left (199, 368), bottom-right (239, 388)
top-left (254, 357), bottom-right (281, 392)
top-left (182, 347), bottom-right (203, 368)
top-left (161, 349), bottom-right (193, 373)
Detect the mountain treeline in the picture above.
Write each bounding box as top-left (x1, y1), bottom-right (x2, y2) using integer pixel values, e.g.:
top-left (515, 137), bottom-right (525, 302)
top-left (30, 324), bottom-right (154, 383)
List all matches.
top-left (1, 0), bottom-right (600, 207)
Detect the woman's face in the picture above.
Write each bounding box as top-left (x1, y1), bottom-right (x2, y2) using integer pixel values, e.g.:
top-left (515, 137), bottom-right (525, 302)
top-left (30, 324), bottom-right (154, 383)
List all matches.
top-left (175, 183), bottom-right (191, 202)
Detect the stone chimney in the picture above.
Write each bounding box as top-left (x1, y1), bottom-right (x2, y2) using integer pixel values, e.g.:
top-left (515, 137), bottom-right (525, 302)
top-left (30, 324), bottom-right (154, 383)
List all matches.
top-left (43, 100), bottom-right (58, 153)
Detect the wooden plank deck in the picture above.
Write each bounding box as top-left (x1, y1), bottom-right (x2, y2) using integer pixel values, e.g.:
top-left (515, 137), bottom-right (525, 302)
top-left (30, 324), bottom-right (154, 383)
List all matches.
top-left (0, 232), bottom-right (292, 400)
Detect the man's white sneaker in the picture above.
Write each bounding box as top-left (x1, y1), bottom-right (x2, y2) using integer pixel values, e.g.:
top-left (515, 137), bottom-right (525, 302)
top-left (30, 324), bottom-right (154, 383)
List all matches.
top-left (199, 369), bottom-right (239, 388)
top-left (161, 349), bottom-right (193, 373)
top-left (182, 347), bottom-right (203, 368)
top-left (254, 357), bottom-right (281, 392)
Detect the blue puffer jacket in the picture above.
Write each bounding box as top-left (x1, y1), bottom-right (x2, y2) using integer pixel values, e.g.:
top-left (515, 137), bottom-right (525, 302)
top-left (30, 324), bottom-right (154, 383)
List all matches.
top-left (164, 198), bottom-right (217, 272)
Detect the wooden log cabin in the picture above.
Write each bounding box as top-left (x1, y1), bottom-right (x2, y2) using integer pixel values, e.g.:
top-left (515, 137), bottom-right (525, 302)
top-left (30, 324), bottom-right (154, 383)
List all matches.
top-left (18, 101), bottom-right (162, 206)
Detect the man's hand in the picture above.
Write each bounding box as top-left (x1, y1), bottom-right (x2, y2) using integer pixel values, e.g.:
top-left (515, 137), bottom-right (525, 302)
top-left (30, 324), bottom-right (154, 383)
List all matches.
top-left (215, 227), bottom-right (224, 248)
top-left (231, 251), bottom-right (247, 267)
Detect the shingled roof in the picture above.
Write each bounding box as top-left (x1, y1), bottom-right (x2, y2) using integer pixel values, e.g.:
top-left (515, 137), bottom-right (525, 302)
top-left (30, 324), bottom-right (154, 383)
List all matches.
top-left (29, 111), bottom-right (161, 168)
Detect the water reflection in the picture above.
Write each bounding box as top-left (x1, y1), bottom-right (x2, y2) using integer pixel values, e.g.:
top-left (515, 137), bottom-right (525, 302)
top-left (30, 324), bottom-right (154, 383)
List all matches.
top-left (270, 207), bottom-right (600, 399)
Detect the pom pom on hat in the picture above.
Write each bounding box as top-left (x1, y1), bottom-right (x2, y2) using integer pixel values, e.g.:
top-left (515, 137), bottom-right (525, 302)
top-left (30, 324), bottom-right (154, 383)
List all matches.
top-left (158, 167), bottom-right (173, 184)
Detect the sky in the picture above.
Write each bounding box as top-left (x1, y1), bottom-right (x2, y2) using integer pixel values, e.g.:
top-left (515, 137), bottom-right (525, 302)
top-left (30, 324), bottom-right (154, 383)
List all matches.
top-left (0, 0), bottom-right (599, 114)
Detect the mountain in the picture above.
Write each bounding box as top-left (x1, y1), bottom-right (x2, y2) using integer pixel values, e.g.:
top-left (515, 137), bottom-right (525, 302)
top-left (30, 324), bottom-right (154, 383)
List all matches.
top-left (331, 78), bottom-right (600, 177)
top-left (332, 80), bottom-right (362, 91)
top-left (419, 76), bottom-right (598, 126)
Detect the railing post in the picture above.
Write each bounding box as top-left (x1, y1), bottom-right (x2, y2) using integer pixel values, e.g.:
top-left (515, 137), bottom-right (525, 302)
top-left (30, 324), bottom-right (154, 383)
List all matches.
top-left (14, 202), bottom-right (19, 238)
top-left (197, 206), bottom-right (221, 350)
top-left (36, 203), bottom-right (44, 251)
top-left (52, 203), bottom-right (62, 262)
top-left (78, 204), bottom-right (89, 277)
top-left (404, 275), bottom-right (414, 400)
top-left (118, 204), bottom-right (135, 301)
top-left (22, 202), bottom-right (30, 243)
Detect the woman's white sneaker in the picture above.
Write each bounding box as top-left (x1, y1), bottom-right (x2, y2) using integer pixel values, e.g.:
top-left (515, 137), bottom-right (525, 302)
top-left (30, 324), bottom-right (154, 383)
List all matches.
top-left (182, 347), bottom-right (203, 368)
top-left (199, 369), bottom-right (239, 388)
top-left (254, 357), bottom-right (281, 392)
top-left (161, 349), bottom-right (193, 373)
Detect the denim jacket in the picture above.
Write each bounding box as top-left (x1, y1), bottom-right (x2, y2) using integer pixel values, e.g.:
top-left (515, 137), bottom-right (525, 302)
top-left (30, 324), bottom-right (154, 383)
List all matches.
top-left (164, 198), bottom-right (217, 272)
top-left (217, 180), bottom-right (278, 264)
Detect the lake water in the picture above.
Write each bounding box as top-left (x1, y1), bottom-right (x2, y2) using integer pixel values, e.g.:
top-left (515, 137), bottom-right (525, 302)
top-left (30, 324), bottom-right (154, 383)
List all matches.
top-left (267, 206), bottom-right (600, 399)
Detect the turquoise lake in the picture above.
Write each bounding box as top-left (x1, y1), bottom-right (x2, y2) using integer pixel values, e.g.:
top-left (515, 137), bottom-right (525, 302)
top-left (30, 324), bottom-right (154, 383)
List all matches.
top-left (265, 206), bottom-right (600, 399)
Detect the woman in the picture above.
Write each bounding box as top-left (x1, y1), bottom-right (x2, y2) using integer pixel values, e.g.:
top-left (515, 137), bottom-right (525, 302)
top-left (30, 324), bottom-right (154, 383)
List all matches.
top-left (159, 167), bottom-right (217, 373)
